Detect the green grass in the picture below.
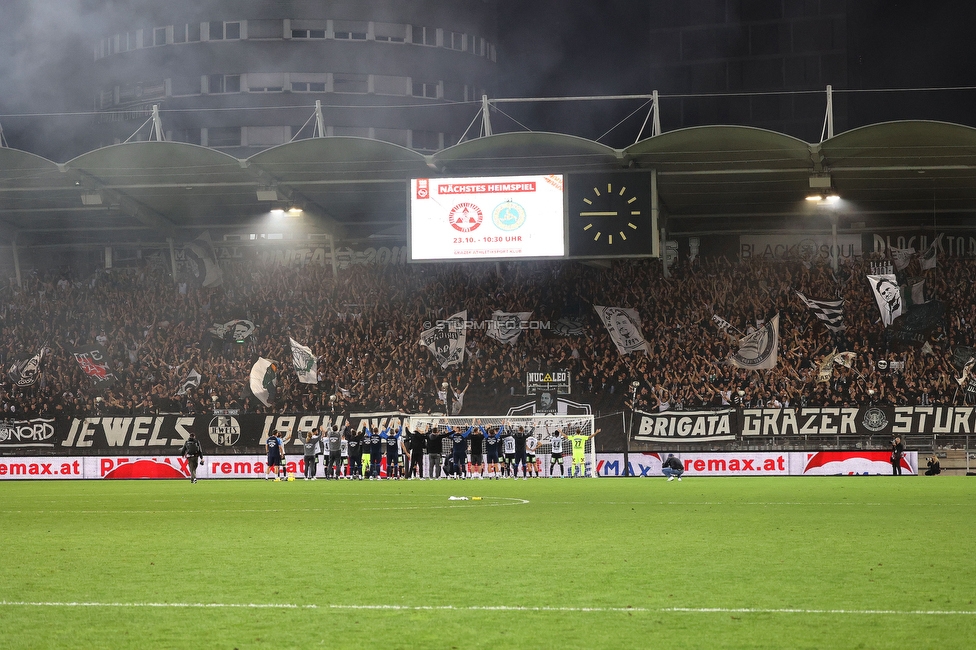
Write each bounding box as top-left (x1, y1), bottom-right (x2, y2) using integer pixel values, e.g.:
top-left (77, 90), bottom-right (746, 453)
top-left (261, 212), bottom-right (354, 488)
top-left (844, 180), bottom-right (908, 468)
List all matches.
top-left (0, 476), bottom-right (973, 649)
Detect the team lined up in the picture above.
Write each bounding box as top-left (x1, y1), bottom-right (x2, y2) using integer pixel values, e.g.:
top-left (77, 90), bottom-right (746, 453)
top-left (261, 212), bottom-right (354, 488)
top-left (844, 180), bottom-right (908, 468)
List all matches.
top-left (264, 421), bottom-right (600, 480)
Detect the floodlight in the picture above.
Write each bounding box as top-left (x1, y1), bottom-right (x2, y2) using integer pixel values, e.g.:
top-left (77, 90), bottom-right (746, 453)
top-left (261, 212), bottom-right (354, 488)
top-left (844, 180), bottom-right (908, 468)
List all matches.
top-left (808, 174), bottom-right (832, 189)
top-left (256, 187), bottom-right (282, 201)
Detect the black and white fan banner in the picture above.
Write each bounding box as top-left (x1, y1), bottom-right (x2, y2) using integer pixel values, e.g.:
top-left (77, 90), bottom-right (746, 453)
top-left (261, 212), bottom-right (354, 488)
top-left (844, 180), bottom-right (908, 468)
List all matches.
top-left (419, 310), bottom-right (467, 368)
top-left (795, 291), bottom-right (845, 332)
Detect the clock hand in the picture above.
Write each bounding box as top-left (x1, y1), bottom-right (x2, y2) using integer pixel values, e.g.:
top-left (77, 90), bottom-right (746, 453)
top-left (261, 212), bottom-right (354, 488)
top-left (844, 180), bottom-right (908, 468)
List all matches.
top-left (579, 211), bottom-right (619, 217)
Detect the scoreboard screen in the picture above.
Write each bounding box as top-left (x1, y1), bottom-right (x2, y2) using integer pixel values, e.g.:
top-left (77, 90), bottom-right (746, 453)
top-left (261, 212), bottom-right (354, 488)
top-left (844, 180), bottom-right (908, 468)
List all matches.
top-left (409, 174), bottom-right (565, 261)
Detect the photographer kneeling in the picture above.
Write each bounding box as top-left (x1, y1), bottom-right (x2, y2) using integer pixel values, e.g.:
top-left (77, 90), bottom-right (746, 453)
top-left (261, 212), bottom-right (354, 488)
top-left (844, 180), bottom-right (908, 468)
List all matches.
top-left (662, 454), bottom-right (684, 482)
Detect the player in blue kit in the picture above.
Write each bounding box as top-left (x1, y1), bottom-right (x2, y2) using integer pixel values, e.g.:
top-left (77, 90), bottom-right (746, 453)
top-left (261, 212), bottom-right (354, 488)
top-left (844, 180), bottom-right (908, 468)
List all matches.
top-left (468, 422), bottom-right (486, 479)
top-left (265, 433), bottom-right (282, 480)
top-left (444, 424), bottom-right (471, 479)
top-left (484, 424), bottom-right (502, 479)
top-left (366, 424), bottom-right (383, 479)
top-left (382, 424), bottom-right (401, 479)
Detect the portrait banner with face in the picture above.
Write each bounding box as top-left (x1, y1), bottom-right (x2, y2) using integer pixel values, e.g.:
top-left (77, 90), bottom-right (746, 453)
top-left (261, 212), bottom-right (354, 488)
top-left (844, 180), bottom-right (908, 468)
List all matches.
top-left (729, 314), bottom-right (779, 370)
top-left (593, 306), bottom-right (649, 355)
top-left (867, 274), bottom-right (903, 327)
top-left (536, 391), bottom-right (558, 414)
top-left (419, 310), bottom-right (467, 368)
top-left (209, 319), bottom-right (256, 342)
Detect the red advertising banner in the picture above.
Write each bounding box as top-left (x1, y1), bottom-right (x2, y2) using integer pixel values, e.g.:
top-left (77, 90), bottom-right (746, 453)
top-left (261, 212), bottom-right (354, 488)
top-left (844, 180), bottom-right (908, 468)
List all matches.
top-left (596, 451), bottom-right (918, 477)
top-left (0, 451), bottom-right (919, 479)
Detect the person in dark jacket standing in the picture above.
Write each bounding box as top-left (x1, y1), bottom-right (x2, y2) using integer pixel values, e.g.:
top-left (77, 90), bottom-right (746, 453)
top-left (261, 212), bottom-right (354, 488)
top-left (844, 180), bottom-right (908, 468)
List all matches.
top-left (427, 425), bottom-right (445, 480)
top-left (347, 427), bottom-right (364, 480)
top-left (181, 432), bottom-right (204, 483)
top-left (407, 425), bottom-right (426, 479)
top-left (891, 437), bottom-right (905, 476)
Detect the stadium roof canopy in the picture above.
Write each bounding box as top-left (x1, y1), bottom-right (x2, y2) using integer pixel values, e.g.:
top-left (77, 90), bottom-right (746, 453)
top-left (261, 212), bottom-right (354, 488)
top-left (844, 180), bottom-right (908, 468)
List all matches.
top-left (2, 120), bottom-right (976, 250)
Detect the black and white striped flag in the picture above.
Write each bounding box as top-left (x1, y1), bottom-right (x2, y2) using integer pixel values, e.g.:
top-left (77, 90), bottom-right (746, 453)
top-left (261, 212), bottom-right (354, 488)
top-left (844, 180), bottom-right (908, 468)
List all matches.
top-left (795, 291), bottom-right (845, 332)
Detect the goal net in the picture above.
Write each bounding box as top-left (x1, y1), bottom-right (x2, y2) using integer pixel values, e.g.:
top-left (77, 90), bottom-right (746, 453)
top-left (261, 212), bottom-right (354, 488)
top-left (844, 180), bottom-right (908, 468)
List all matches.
top-left (408, 415), bottom-right (598, 478)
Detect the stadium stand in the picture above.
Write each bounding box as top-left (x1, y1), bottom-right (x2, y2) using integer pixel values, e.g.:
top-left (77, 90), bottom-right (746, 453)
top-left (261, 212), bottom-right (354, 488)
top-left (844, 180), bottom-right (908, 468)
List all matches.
top-left (0, 248), bottom-right (969, 419)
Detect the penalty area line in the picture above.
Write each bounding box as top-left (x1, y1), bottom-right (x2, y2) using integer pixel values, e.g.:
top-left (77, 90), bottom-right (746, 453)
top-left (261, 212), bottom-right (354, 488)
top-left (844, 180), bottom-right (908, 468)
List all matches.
top-left (1, 601), bottom-right (975, 616)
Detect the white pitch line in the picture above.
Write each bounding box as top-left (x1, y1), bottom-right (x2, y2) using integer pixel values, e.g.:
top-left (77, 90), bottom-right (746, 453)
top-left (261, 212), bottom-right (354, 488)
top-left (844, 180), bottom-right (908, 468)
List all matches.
top-left (1, 601), bottom-right (974, 616)
top-left (0, 496), bottom-right (531, 515)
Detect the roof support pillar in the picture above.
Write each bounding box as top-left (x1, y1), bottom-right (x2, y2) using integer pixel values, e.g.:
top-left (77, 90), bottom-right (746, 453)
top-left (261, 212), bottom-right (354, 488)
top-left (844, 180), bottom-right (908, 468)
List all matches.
top-left (652, 90), bottom-right (661, 137)
top-left (651, 168), bottom-right (660, 259)
top-left (821, 85), bottom-right (834, 142)
top-left (635, 91), bottom-right (662, 143)
top-left (152, 105), bottom-right (164, 141)
top-left (481, 95), bottom-right (493, 137)
top-left (314, 100), bottom-right (326, 138)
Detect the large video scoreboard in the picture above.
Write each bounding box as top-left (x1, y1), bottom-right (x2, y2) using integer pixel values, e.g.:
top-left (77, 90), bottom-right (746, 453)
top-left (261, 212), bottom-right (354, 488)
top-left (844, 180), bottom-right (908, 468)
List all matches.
top-left (409, 172), bottom-right (658, 262)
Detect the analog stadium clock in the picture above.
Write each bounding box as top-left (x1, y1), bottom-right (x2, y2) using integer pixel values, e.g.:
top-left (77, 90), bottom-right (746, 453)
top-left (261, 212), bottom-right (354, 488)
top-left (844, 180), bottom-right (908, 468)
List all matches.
top-left (567, 173), bottom-right (653, 258)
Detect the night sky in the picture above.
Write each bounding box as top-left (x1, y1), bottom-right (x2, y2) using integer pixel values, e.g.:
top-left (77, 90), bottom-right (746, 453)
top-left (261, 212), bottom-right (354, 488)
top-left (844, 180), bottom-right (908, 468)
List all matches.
top-left (1, 1), bottom-right (976, 156)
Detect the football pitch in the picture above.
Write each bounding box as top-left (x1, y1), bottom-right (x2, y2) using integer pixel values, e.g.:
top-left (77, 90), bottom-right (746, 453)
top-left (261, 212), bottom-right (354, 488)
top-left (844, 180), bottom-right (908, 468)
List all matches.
top-left (0, 476), bottom-right (973, 649)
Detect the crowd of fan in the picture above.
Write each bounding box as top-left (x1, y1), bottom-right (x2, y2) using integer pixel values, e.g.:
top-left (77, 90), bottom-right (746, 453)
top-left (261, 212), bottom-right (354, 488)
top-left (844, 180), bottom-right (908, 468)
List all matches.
top-left (0, 249), bottom-right (971, 418)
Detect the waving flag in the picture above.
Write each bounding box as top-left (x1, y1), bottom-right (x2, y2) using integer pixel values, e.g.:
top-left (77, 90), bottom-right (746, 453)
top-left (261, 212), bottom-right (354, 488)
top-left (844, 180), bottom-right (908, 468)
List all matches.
top-left (419, 311), bottom-right (467, 368)
top-left (486, 311), bottom-right (533, 345)
top-left (833, 351), bottom-right (856, 368)
top-left (71, 345), bottom-right (118, 390)
top-left (795, 291), bottom-right (845, 332)
top-left (184, 231), bottom-right (223, 287)
top-left (7, 349), bottom-right (44, 387)
top-left (593, 306), bottom-right (649, 355)
top-left (729, 314), bottom-right (779, 370)
top-left (889, 247), bottom-right (914, 271)
top-left (920, 234), bottom-right (943, 271)
top-left (177, 368), bottom-right (202, 395)
top-left (248, 358), bottom-right (278, 407)
top-left (866, 274), bottom-right (902, 327)
top-left (817, 349), bottom-right (837, 383)
top-left (289, 338), bottom-right (317, 384)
